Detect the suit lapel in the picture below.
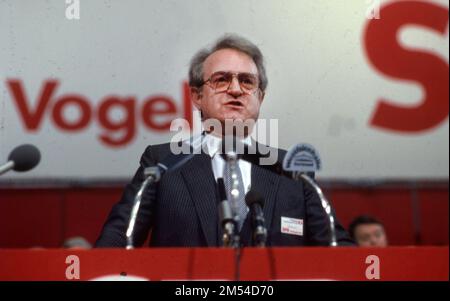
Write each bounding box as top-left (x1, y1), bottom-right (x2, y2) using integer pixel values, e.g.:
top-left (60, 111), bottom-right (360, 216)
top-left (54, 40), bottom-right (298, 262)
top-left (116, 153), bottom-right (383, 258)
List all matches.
top-left (181, 153), bottom-right (218, 247)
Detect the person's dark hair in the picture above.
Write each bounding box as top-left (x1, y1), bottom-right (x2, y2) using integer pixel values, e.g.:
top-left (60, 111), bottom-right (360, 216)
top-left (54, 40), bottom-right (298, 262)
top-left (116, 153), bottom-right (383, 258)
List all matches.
top-left (188, 34), bottom-right (268, 92)
top-left (348, 215), bottom-right (384, 239)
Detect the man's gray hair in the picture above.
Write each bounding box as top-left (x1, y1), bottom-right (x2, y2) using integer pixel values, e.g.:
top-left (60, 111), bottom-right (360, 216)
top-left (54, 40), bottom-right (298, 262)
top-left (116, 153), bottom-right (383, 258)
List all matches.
top-left (188, 34), bottom-right (268, 92)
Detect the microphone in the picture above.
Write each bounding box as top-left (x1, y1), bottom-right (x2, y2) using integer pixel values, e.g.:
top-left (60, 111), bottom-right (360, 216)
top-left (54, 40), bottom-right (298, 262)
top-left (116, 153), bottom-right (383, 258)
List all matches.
top-left (245, 190), bottom-right (267, 247)
top-left (219, 135), bottom-right (245, 229)
top-left (126, 142), bottom-right (196, 249)
top-left (0, 144), bottom-right (41, 176)
top-left (217, 178), bottom-right (239, 248)
top-left (282, 143), bottom-right (338, 247)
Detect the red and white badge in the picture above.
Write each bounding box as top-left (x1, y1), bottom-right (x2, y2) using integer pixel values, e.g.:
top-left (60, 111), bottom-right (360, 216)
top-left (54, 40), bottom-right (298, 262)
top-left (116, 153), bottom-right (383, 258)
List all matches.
top-left (281, 217), bottom-right (304, 236)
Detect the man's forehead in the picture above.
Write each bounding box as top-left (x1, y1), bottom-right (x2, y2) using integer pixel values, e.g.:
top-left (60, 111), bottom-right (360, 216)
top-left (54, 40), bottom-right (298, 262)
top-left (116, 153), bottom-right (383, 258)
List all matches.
top-left (203, 48), bottom-right (258, 76)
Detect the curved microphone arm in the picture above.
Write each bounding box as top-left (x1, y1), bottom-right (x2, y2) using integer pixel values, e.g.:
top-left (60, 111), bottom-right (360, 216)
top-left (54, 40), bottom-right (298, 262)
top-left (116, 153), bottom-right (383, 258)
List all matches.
top-left (0, 162), bottom-right (14, 176)
top-left (125, 166), bottom-right (162, 249)
top-left (294, 172), bottom-right (338, 247)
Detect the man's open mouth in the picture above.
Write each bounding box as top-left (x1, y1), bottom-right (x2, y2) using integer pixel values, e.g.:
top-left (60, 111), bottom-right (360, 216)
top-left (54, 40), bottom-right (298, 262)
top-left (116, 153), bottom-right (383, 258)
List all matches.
top-left (225, 100), bottom-right (244, 107)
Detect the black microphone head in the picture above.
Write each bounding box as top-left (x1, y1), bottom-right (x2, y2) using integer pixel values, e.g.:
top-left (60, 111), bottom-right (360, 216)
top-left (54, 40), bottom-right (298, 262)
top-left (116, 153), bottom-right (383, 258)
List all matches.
top-left (8, 144), bottom-right (41, 172)
top-left (245, 190), bottom-right (265, 208)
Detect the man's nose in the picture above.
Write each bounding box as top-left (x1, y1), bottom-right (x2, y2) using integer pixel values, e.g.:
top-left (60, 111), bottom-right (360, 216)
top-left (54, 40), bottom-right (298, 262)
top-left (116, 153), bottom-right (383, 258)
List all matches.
top-left (227, 77), bottom-right (244, 97)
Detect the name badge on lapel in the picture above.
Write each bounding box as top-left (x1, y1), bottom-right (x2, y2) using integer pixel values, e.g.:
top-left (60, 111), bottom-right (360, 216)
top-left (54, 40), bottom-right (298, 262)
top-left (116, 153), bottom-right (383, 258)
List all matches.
top-left (281, 217), bottom-right (303, 236)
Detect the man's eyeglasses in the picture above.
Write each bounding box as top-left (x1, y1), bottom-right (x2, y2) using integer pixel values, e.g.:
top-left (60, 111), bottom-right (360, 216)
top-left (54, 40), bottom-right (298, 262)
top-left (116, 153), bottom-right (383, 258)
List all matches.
top-left (202, 71), bottom-right (260, 94)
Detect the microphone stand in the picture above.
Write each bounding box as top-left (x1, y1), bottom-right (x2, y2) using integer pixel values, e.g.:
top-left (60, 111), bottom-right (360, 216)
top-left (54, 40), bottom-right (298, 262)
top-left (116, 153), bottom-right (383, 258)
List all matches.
top-left (0, 162), bottom-right (14, 176)
top-left (223, 151), bottom-right (243, 228)
top-left (125, 166), bottom-right (162, 250)
top-left (219, 201), bottom-right (239, 248)
top-left (251, 208), bottom-right (267, 248)
top-left (293, 172), bottom-right (338, 247)
top-left (222, 151), bottom-right (244, 280)
top-left (218, 178), bottom-right (240, 249)
top-left (218, 198), bottom-right (241, 280)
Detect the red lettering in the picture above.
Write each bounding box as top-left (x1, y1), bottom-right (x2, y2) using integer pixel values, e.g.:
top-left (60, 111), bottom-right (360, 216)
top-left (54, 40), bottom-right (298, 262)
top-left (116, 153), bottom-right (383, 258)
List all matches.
top-left (7, 79), bottom-right (58, 131)
top-left (97, 96), bottom-right (136, 146)
top-left (52, 95), bottom-right (92, 131)
top-left (142, 96), bottom-right (177, 131)
top-left (364, 1), bottom-right (449, 132)
top-left (7, 79), bottom-right (191, 147)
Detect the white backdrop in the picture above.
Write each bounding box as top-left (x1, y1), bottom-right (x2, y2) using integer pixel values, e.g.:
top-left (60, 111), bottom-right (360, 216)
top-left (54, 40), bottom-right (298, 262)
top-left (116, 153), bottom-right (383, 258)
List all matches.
top-left (0, 0), bottom-right (448, 182)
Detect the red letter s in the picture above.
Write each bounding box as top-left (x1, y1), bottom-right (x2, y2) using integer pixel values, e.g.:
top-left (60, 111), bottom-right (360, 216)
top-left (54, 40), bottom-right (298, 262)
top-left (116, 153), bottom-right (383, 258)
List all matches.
top-left (364, 1), bottom-right (449, 133)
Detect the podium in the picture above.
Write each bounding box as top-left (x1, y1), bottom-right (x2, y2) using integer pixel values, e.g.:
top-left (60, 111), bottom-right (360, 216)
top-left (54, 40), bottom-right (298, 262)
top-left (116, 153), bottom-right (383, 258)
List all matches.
top-left (0, 247), bottom-right (447, 281)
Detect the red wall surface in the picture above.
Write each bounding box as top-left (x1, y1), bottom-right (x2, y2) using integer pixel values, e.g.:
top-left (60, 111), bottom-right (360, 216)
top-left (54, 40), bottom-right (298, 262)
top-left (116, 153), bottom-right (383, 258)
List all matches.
top-left (0, 183), bottom-right (448, 248)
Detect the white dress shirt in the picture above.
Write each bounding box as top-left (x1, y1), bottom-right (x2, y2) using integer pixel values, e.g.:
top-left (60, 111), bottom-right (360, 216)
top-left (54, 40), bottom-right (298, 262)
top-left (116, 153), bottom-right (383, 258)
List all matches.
top-left (201, 133), bottom-right (252, 196)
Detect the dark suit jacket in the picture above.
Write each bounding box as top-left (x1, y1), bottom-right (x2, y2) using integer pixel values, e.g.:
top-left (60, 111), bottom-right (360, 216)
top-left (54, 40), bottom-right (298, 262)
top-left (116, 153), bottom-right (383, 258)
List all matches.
top-left (96, 142), bottom-right (354, 247)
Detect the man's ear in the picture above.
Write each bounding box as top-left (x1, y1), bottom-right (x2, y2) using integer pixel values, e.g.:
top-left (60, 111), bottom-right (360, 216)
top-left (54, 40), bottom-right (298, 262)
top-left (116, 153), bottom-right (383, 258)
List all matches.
top-left (258, 90), bottom-right (265, 103)
top-left (190, 87), bottom-right (202, 110)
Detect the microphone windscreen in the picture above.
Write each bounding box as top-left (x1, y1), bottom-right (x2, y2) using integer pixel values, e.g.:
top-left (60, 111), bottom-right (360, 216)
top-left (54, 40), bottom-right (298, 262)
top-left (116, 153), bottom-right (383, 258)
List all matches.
top-left (8, 144), bottom-right (41, 172)
top-left (245, 190), bottom-right (265, 208)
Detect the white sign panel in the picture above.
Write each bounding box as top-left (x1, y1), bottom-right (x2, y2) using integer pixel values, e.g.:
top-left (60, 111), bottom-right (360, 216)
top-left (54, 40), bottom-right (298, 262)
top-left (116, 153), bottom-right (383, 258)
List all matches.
top-left (0, 0), bottom-right (448, 182)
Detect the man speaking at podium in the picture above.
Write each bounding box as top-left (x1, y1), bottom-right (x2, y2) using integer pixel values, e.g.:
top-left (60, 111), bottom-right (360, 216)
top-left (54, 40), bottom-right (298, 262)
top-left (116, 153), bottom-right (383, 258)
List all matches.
top-left (96, 35), bottom-right (353, 248)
